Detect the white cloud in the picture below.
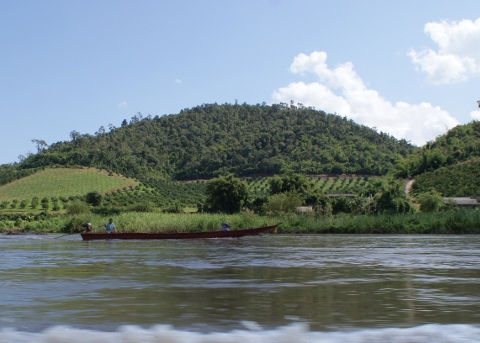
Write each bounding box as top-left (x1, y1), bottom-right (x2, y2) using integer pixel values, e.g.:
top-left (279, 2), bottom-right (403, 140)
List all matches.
top-left (409, 17), bottom-right (480, 84)
top-left (273, 51), bottom-right (458, 146)
top-left (174, 78), bottom-right (183, 84)
top-left (471, 110), bottom-right (480, 120)
top-left (274, 81), bottom-right (351, 115)
top-left (117, 101), bottom-right (128, 108)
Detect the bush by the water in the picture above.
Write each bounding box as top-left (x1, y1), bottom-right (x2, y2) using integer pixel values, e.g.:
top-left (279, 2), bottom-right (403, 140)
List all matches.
top-left (65, 200), bottom-right (90, 215)
top-left (263, 192), bottom-right (303, 215)
top-left (416, 190), bottom-right (445, 212)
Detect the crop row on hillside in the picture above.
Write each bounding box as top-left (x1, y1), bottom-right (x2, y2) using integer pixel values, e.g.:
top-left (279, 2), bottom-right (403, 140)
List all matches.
top-left (247, 175), bottom-right (377, 198)
top-left (0, 167), bottom-right (138, 202)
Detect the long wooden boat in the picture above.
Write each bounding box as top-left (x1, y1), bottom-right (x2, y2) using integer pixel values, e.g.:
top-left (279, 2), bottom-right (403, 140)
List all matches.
top-left (80, 224), bottom-right (278, 241)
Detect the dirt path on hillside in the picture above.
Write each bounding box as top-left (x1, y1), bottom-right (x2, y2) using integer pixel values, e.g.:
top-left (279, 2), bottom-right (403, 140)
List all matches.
top-left (405, 179), bottom-right (414, 196)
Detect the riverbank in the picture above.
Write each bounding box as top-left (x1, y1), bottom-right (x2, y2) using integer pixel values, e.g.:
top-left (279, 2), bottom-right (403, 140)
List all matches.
top-left (1, 209), bottom-right (479, 234)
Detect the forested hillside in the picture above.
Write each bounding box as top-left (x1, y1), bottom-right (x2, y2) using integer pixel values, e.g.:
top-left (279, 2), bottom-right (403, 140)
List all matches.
top-left (395, 121), bottom-right (480, 178)
top-left (15, 103), bottom-right (414, 182)
top-left (411, 158), bottom-right (480, 197)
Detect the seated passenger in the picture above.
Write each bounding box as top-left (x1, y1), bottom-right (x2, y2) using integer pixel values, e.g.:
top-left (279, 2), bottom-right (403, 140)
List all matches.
top-left (220, 222), bottom-right (230, 231)
top-left (105, 218), bottom-right (116, 233)
top-left (83, 222), bottom-right (93, 232)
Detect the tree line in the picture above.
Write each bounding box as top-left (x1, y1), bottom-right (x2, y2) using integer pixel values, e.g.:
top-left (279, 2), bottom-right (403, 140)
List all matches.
top-left (205, 173), bottom-right (414, 216)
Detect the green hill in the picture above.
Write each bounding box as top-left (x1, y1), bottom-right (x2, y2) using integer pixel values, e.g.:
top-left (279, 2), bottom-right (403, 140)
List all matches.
top-left (17, 103), bottom-right (415, 182)
top-left (395, 120), bottom-right (480, 178)
top-left (0, 167), bottom-right (138, 203)
top-left (393, 120), bottom-right (480, 197)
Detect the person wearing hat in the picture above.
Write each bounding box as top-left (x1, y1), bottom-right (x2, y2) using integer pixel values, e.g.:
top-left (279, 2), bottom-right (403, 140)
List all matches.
top-left (82, 222), bottom-right (93, 232)
top-left (220, 222), bottom-right (230, 231)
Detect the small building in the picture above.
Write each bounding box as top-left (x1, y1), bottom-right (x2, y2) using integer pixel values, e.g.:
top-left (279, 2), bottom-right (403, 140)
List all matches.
top-left (295, 206), bottom-right (313, 213)
top-left (443, 197), bottom-right (480, 208)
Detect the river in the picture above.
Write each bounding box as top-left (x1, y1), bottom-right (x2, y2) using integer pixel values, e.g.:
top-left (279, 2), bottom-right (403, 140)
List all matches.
top-left (0, 234), bottom-right (479, 342)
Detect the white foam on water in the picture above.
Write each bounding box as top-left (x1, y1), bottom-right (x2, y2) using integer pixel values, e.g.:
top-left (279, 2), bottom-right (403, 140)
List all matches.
top-left (1, 323), bottom-right (479, 343)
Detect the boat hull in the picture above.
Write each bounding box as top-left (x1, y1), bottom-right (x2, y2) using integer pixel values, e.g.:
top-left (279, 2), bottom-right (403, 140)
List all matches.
top-left (81, 224), bottom-right (277, 241)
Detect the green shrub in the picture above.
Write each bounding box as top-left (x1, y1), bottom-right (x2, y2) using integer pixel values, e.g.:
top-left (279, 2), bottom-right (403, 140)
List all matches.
top-left (163, 201), bottom-right (182, 213)
top-left (65, 200), bottom-right (90, 215)
top-left (246, 196), bottom-right (268, 214)
top-left (64, 215), bottom-right (91, 233)
top-left (52, 201), bottom-right (60, 211)
top-left (330, 197), bottom-right (364, 214)
top-left (19, 200), bottom-right (27, 209)
top-left (30, 197), bottom-right (39, 209)
top-left (417, 190), bottom-right (445, 212)
top-left (128, 202), bottom-right (156, 213)
top-left (205, 174), bottom-right (248, 213)
top-left (263, 192), bottom-right (303, 215)
top-left (86, 191), bottom-right (102, 206)
top-left (372, 178), bottom-right (414, 214)
top-left (92, 206), bottom-right (122, 216)
top-left (40, 197), bottom-right (49, 210)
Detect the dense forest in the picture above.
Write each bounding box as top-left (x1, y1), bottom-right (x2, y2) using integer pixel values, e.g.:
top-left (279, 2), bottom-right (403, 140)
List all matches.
top-left (12, 103), bottom-right (414, 183)
top-left (395, 120), bottom-right (480, 178)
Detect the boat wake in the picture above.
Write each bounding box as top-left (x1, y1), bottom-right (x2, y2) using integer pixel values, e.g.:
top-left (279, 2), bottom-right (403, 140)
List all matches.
top-left (1, 323), bottom-right (479, 343)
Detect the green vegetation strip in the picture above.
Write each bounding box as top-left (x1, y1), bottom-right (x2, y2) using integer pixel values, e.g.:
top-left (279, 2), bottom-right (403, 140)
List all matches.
top-left (1, 209), bottom-right (479, 235)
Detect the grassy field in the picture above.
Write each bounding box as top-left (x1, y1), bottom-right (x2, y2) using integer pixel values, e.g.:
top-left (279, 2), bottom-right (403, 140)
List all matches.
top-left (0, 167), bottom-right (138, 202)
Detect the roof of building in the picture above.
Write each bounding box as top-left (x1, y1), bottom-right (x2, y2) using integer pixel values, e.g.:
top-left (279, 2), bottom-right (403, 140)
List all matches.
top-left (443, 197), bottom-right (480, 206)
top-left (296, 206), bottom-right (313, 213)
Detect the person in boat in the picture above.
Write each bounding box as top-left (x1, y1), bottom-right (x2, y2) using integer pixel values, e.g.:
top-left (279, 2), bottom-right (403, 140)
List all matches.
top-left (82, 222), bottom-right (93, 232)
top-left (105, 218), bottom-right (116, 233)
top-left (220, 222), bottom-right (230, 231)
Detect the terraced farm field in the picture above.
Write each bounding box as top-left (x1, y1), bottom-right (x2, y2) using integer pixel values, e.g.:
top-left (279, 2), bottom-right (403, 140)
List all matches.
top-left (0, 167), bottom-right (138, 202)
top-left (102, 181), bottom-right (207, 212)
top-left (246, 175), bottom-right (377, 197)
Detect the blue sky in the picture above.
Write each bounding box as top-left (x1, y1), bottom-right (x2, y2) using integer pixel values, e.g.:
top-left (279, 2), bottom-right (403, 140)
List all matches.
top-left (1, 0), bottom-right (479, 164)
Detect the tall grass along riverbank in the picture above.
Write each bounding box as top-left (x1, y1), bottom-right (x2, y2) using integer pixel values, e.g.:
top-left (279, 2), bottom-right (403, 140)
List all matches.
top-left (0, 209), bottom-right (479, 234)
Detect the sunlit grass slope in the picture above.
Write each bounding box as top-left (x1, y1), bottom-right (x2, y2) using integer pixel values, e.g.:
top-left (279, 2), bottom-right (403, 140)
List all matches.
top-left (0, 167), bottom-right (138, 202)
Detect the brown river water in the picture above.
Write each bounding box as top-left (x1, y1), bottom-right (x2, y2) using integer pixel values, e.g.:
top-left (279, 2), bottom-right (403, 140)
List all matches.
top-left (0, 234), bottom-right (479, 342)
